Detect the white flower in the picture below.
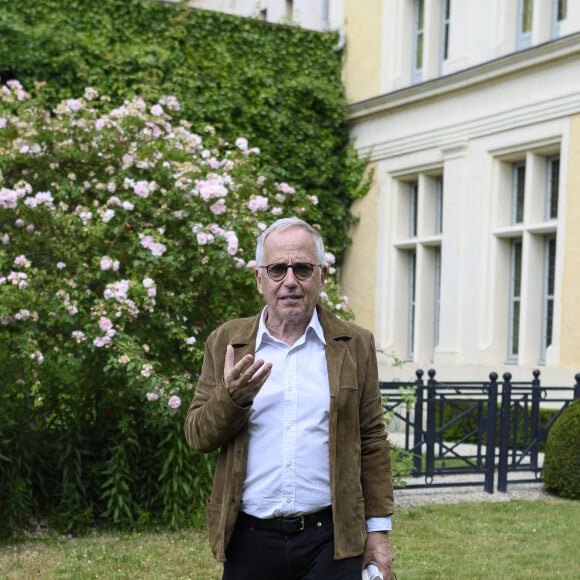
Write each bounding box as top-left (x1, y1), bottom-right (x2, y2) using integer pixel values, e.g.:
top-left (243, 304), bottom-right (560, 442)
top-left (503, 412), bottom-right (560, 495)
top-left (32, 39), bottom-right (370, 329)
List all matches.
top-left (141, 363), bottom-right (154, 378)
top-left (168, 395), bottom-right (181, 410)
top-left (235, 137), bottom-right (248, 151)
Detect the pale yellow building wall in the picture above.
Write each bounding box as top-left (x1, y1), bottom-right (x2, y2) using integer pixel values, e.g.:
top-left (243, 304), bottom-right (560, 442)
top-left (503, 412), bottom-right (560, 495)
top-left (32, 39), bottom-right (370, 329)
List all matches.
top-left (343, 0), bottom-right (383, 103)
top-left (340, 163), bottom-right (379, 332)
top-left (560, 114), bottom-right (580, 368)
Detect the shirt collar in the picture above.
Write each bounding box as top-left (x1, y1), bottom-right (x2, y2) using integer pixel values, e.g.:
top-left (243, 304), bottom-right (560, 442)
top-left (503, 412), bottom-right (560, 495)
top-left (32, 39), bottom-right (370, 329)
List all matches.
top-left (256, 306), bottom-right (326, 348)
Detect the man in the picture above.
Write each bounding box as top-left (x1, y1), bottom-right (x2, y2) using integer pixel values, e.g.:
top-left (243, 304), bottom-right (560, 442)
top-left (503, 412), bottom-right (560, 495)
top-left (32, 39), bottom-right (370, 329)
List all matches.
top-left (184, 217), bottom-right (395, 579)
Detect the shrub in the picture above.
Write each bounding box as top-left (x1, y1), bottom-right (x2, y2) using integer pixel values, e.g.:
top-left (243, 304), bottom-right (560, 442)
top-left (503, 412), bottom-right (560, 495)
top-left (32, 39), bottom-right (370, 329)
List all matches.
top-left (543, 399), bottom-right (580, 499)
top-left (0, 0), bottom-right (369, 259)
top-left (0, 81), bottom-right (351, 536)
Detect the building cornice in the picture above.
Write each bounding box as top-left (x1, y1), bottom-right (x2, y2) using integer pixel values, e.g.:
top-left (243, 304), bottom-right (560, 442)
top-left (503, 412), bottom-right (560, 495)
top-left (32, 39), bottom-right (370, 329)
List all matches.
top-left (347, 32), bottom-right (580, 122)
top-left (359, 91), bottom-right (580, 161)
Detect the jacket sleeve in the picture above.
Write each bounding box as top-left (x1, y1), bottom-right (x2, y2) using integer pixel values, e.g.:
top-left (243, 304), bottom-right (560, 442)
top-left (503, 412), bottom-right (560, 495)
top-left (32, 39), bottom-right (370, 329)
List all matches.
top-left (183, 328), bottom-right (251, 453)
top-left (359, 331), bottom-right (395, 518)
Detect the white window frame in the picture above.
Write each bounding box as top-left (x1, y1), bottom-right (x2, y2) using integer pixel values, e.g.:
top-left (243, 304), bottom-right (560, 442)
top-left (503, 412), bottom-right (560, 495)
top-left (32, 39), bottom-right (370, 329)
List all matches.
top-left (409, 181), bottom-right (419, 237)
top-left (551, 0), bottom-right (567, 38)
top-left (495, 148), bottom-right (562, 365)
top-left (412, 0), bottom-right (425, 83)
top-left (545, 155), bottom-right (560, 220)
top-left (540, 235), bottom-right (556, 362)
top-left (434, 247), bottom-right (442, 348)
top-left (435, 175), bottom-right (443, 234)
top-left (517, 0), bottom-right (534, 49)
top-left (407, 249), bottom-right (417, 360)
top-left (395, 172), bottom-right (444, 362)
top-left (512, 162), bottom-right (526, 224)
top-left (507, 239), bottom-right (523, 362)
top-left (440, 0), bottom-right (451, 72)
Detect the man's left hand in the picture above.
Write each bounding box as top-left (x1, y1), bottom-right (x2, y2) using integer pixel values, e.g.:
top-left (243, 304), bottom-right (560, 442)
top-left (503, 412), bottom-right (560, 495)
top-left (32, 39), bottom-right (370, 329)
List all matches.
top-left (362, 531), bottom-right (395, 579)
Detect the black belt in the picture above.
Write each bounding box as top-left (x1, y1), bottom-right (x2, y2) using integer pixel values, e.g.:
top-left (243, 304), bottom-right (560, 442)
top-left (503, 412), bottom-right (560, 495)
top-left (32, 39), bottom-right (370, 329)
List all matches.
top-left (237, 506), bottom-right (332, 534)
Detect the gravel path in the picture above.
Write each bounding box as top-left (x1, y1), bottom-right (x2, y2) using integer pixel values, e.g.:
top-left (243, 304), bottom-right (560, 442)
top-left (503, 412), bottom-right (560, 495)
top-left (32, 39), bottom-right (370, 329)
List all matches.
top-left (394, 477), bottom-right (552, 509)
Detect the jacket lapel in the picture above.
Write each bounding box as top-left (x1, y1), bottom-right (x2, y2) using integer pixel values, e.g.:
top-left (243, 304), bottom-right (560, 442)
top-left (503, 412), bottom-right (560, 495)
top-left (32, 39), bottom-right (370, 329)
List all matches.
top-left (317, 306), bottom-right (352, 398)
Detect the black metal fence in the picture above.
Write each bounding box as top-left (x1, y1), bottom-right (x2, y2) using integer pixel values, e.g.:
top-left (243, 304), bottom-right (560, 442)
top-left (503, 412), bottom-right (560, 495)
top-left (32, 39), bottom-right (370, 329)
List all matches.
top-left (381, 369), bottom-right (580, 493)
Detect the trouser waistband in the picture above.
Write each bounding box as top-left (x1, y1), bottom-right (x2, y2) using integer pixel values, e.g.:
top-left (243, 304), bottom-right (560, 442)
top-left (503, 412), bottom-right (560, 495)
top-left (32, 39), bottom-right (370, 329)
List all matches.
top-left (236, 506), bottom-right (332, 534)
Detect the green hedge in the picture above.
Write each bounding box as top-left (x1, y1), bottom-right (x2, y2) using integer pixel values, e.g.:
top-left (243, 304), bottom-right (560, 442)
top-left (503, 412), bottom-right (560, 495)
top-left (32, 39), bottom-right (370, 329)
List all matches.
top-left (0, 0), bottom-right (368, 259)
top-left (543, 400), bottom-right (580, 498)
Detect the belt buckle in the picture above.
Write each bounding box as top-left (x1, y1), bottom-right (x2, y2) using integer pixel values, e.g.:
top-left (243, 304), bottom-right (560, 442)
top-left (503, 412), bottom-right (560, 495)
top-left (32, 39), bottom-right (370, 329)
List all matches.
top-left (281, 515), bottom-right (305, 533)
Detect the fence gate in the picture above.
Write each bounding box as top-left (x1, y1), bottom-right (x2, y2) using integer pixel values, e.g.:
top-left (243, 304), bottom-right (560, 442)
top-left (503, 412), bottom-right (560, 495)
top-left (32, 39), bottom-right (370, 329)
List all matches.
top-left (380, 369), bottom-right (580, 493)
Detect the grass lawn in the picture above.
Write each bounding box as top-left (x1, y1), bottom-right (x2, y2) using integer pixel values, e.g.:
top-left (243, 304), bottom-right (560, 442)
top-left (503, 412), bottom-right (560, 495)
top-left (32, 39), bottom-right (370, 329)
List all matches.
top-left (0, 497), bottom-right (578, 579)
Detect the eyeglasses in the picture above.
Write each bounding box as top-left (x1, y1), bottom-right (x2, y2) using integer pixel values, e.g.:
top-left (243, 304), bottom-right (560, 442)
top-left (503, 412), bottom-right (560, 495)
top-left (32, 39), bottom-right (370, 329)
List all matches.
top-left (260, 262), bottom-right (319, 282)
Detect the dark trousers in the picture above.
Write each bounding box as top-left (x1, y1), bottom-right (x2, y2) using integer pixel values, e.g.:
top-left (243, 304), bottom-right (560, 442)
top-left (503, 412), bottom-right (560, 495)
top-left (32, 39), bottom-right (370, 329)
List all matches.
top-left (222, 510), bottom-right (362, 580)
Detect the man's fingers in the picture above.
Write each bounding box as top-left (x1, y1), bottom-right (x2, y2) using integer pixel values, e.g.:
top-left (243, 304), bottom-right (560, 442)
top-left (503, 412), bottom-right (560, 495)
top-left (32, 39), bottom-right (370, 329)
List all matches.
top-left (225, 346), bottom-right (254, 379)
top-left (254, 362), bottom-right (273, 384)
top-left (223, 347), bottom-right (272, 406)
top-left (224, 344), bottom-right (234, 375)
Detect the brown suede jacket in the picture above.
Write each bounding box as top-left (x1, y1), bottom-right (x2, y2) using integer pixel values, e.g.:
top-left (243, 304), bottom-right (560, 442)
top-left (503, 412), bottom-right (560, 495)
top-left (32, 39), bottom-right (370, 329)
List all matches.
top-left (184, 305), bottom-right (394, 562)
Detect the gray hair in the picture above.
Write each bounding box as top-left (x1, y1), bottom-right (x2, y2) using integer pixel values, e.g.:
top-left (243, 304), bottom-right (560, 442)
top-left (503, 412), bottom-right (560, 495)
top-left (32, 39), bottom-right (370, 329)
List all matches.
top-left (255, 217), bottom-right (325, 266)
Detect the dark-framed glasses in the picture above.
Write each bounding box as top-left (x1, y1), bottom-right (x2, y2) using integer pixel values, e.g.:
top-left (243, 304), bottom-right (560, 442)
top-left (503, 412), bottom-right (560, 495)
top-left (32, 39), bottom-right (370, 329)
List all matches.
top-left (260, 262), bottom-right (319, 282)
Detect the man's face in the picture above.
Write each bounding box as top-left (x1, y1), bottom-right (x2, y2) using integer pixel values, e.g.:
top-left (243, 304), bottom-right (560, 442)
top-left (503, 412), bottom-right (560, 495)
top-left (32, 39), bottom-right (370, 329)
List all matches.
top-left (255, 228), bottom-right (327, 326)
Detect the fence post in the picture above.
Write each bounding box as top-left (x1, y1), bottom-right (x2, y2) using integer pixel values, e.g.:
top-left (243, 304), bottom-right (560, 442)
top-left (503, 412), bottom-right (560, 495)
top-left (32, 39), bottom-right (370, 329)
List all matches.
top-left (424, 369), bottom-right (437, 483)
top-left (484, 372), bottom-right (498, 493)
top-left (498, 372), bottom-right (512, 492)
top-left (575, 373), bottom-right (580, 400)
top-left (412, 369), bottom-right (424, 475)
top-left (530, 369), bottom-right (541, 471)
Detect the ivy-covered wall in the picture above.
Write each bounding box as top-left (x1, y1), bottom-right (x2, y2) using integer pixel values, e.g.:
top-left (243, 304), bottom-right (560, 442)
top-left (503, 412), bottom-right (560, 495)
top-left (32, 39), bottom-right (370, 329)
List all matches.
top-left (0, 0), bottom-right (368, 257)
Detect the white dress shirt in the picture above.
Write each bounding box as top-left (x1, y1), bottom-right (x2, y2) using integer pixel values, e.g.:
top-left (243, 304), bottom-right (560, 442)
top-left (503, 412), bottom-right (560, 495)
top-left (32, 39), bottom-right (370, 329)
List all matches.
top-left (240, 308), bottom-right (391, 533)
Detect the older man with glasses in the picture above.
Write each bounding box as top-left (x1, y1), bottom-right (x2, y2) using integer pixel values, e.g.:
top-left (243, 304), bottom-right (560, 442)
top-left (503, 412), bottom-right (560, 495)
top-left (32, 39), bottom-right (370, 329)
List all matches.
top-left (184, 217), bottom-right (395, 580)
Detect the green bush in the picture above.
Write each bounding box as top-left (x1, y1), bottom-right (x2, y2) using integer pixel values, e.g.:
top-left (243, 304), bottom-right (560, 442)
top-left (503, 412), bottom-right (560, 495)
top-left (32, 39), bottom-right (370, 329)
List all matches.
top-left (0, 82), bottom-right (351, 537)
top-left (0, 0), bottom-right (377, 537)
top-left (543, 399), bottom-right (580, 499)
top-left (0, 0), bottom-right (369, 260)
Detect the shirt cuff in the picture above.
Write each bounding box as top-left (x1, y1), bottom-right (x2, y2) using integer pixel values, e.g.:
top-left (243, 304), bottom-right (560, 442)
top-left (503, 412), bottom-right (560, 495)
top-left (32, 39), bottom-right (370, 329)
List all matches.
top-left (365, 516), bottom-right (392, 532)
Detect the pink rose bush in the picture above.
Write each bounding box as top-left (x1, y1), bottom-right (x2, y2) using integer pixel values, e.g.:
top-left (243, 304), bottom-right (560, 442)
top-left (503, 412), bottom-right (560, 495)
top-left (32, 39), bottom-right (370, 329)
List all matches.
top-left (0, 80), bottom-right (352, 531)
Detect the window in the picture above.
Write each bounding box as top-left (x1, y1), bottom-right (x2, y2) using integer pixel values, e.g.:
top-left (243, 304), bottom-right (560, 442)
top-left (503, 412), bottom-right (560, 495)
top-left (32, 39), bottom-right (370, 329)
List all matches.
top-left (394, 173), bottom-right (444, 362)
top-left (440, 0), bottom-right (451, 67)
top-left (546, 156), bottom-right (560, 219)
top-left (434, 247), bottom-right (442, 348)
top-left (512, 162), bottom-right (526, 224)
top-left (517, 0), bottom-right (534, 49)
top-left (412, 0), bottom-right (425, 83)
top-left (409, 181), bottom-right (419, 236)
top-left (552, 0), bottom-right (567, 38)
top-left (435, 175), bottom-right (444, 234)
top-left (508, 240), bottom-right (523, 361)
top-left (407, 250), bottom-right (417, 359)
top-left (541, 236), bottom-right (556, 361)
top-left (495, 150), bottom-right (561, 365)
